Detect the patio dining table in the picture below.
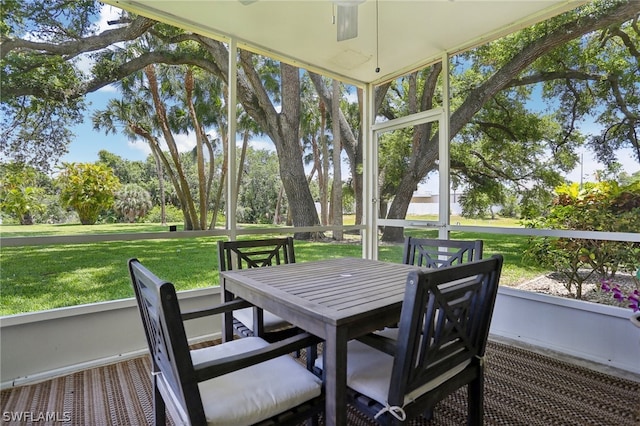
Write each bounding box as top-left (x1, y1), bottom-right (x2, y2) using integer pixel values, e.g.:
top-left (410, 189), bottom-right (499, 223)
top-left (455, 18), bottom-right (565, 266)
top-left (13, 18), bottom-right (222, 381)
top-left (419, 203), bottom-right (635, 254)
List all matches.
top-left (219, 257), bottom-right (422, 426)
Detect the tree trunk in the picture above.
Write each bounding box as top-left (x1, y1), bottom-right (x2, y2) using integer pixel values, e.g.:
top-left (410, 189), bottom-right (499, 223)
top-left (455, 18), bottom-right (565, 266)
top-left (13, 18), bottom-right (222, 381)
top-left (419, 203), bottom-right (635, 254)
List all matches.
top-left (277, 64), bottom-right (321, 238)
top-left (353, 87), bottom-right (364, 226)
top-left (185, 68), bottom-right (208, 230)
top-left (380, 67), bottom-right (439, 242)
top-left (144, 65), bottom-right (200, 229)
top-left (309, 76), bottom-right (391, 229)
top-left (20, 212), bottom-right (33, 225)
top-left (236, 129), bottom-right (249, 198)
top-left (236, 53), bottom-right (320, 238)
top-left (211, 134), bottom-right (227, 229)
top-left (318, 99), bottom-right (328, 225)
top-left (321, 109), bottom-right (330, 226)
top-left (273, 185), bottom-right (284, 225)
top-left (152, 149), bottom-right (166, 225)
top-left (129, 124), bottom-right (184, 228)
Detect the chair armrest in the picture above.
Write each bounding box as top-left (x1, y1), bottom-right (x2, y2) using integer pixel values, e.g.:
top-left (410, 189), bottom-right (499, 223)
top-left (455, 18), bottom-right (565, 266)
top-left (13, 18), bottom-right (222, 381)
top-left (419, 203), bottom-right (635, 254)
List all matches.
top-left (356, 333), bottom-right (397, 356)
top-left (181, 298), bottom-right (252, 321)
top-left (193, 332), bottom-right (322, 382)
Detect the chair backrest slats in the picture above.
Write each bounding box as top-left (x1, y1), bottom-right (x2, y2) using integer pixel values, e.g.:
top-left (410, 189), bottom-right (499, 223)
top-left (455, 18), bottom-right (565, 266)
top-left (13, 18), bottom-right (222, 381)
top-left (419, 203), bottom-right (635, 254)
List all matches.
top-left (129, 259), bottom-right (206, 424)
top-left (388, 255), bottom-right (503, 406)
top-left (218, 237), bottom-right (295, 271)
top-left (402, 237), bottom-right (483, 268)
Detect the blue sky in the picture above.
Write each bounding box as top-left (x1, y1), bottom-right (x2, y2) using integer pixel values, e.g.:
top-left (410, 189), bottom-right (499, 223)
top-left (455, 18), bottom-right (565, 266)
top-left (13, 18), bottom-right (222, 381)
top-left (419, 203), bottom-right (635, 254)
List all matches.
top-left (61, 90), bottom-right (150, 164)
top-left (60, 86), bottom-right (273, 164)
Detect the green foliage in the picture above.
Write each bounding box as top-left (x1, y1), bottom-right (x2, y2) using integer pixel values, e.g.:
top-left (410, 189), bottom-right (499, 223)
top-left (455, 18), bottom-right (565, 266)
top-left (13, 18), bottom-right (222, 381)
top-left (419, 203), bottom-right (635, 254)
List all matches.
top-left (459, 183), bottom-right (502, 219)
top-left (499, 192), bottom-right (520, 218)
top-left (378, 128), bottom-right (414, 197)
top-left (0, 162), bottom-right (46, 224)
top-left (342, 181), bottom-right (356, 214)
top-left (519, 185), bottom-right (556, 219)
top-left (92, 63), bottom-right (228, 230)
top-left (143, 204), bottom-right (188, 224)
top-left (31, 193), bottom-right (77, 224)
top-left (619, 170), bottom-right (640, 186)
top-left (56, 162), bottom-right (121, 225)
top-left (114, 183), bottom-right (152, 223)
top-left (451, 94), bottom-right (574, 218)
top-left (524, 181), bottom-right (640, 298)
top-left (236, 148), bottom-right (286, 224)
top-left (98, 150), bottom-right (148, 185)
top-left (0, 0), bottom-right (96, 171)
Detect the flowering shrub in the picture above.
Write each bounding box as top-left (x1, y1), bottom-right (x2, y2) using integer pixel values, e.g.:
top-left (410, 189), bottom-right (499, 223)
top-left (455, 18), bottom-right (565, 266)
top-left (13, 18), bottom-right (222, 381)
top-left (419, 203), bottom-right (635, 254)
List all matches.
top-left (600, 269), bottom-right (640, 312)
top-left (524, 181), bottom-right (640, 299)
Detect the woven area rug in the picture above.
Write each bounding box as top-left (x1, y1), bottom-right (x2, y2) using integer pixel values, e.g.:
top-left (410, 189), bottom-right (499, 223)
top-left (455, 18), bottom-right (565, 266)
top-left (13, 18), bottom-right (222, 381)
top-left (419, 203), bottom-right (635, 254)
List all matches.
top-left (2, 340), bottom-right (638, 425)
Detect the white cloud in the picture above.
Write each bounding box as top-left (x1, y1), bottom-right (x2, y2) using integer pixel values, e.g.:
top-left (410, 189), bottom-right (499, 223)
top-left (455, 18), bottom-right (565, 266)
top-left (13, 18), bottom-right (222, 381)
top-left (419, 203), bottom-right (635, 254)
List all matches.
top-left (128, 139), bottom-right (152, 158)
top-left (173, 133), bottom-right (197, 153)
top-left (118, 133), bottom-right (199, 162)
top-left (95, 4), bottom-right (125, 33)
top-left (96, 84), bottom-right (120, 93)
top-left (247, 138), bottom-right (276, 152)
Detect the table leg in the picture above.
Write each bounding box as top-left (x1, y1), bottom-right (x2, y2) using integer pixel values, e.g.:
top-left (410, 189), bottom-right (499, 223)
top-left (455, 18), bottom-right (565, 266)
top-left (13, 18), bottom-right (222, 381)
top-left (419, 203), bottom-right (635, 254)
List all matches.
top-left (324, 326), bottom-right (348, 426)
top-left (221, 280), bottom-right (234, 343)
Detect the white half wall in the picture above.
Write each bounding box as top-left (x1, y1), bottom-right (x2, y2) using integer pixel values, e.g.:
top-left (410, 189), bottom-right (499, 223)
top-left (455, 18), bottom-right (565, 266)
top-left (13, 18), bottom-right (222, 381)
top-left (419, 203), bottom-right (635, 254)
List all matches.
top-left (491, 286), bottom-right (640, 375)
top-left (0, 287), bottom-right (222, 389)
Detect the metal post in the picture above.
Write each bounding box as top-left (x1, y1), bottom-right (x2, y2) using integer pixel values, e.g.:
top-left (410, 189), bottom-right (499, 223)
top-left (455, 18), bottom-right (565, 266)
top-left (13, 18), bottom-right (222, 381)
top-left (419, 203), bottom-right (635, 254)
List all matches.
top-left (362, 82), bottom-right (377, 260)
top-left (438, 52), bottom-right (451, 240)
top-left (227, 39), bottom-right (238, 240)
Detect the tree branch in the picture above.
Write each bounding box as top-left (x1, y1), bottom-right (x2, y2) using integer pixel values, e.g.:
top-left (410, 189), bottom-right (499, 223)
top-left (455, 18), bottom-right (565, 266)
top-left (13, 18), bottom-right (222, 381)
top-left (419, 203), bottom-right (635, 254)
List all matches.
top-left (507, 70), bottom-right (603, 88)
top-left (0, 16), bottom-right (156, 60)
top-left (609, 26), bottom-right (640, 60)
top-left (451, 1), bottom-right (639, 138)
top-left (474, 120), bottom-right (518, 141)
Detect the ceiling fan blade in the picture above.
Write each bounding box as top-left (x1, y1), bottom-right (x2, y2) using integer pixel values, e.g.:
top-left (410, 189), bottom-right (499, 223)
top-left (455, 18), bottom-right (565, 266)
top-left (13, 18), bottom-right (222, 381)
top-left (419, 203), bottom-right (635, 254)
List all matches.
top-left (239, 0), bottom-right (258, 5)
top-left (337, 3), bottom-right (358, 41)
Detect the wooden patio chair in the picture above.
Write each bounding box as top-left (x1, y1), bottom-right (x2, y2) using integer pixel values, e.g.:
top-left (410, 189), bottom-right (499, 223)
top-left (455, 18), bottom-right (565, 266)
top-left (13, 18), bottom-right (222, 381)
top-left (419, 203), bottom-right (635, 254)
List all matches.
top-left (381, 237), bottom-right (484, 331)
top-left (402, 236), bottom-right (483, 268)
top-left (217, 237), bottom-right (300, 342)
top-left (128, 258), bottom-right (324, 426)
top-left (318, 255), bottom-right (503, 425)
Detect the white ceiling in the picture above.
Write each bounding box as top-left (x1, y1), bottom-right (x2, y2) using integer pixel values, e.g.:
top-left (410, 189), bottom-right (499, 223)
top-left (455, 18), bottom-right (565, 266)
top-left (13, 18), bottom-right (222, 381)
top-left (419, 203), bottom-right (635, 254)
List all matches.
top-left (108, 0), bottom-right (586, 85)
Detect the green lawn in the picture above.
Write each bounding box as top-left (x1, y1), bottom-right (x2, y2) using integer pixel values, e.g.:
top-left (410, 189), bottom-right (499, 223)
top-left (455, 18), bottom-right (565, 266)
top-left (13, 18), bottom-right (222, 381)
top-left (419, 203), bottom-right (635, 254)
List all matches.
top-left (0, 221), bottom-right (545, 315)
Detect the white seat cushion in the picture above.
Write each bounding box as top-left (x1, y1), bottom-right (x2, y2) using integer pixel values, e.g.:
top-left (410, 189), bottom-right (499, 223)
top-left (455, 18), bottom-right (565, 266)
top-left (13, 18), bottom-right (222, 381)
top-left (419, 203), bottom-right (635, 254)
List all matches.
top-left (233, 307), bottom-right (290, 332)
top-left (374, 327), bottom-right (399, 340)
top-left (315, 339), bottom-right (469, 407)
top-left (191, 337), bottom-right (322, 426)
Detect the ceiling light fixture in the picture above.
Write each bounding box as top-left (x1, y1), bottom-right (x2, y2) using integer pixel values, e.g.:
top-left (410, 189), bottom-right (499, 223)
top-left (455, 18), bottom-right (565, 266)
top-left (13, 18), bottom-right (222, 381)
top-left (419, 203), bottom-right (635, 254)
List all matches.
top-left (334, 0), bottom-right (365, 42)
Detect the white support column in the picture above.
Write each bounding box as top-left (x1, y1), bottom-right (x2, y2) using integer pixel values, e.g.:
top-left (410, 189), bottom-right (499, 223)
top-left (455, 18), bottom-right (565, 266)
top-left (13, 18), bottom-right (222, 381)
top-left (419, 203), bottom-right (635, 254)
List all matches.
top-left (438, 52), bottom-right (451, 240)
top-left (362, 83), bottom-right (377, 260)
top-left (227, 39), bottom-right (238, 240)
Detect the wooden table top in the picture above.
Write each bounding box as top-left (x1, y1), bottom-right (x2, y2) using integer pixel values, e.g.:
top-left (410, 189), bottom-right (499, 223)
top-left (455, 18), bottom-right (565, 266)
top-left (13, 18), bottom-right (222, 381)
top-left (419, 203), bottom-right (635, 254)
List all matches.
top-left (220, 257), bottom-right (422, 329)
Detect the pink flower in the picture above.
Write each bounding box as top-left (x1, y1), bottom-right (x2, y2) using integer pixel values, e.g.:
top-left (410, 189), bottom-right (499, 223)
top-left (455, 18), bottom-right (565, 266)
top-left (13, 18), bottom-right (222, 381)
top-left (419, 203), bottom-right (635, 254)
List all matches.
top-left (601, 281), bottom-right (639, 312)
top-left (629, 291), bottom-right (639, 312)
top-left (600, 279), bottom-right (612, 292)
